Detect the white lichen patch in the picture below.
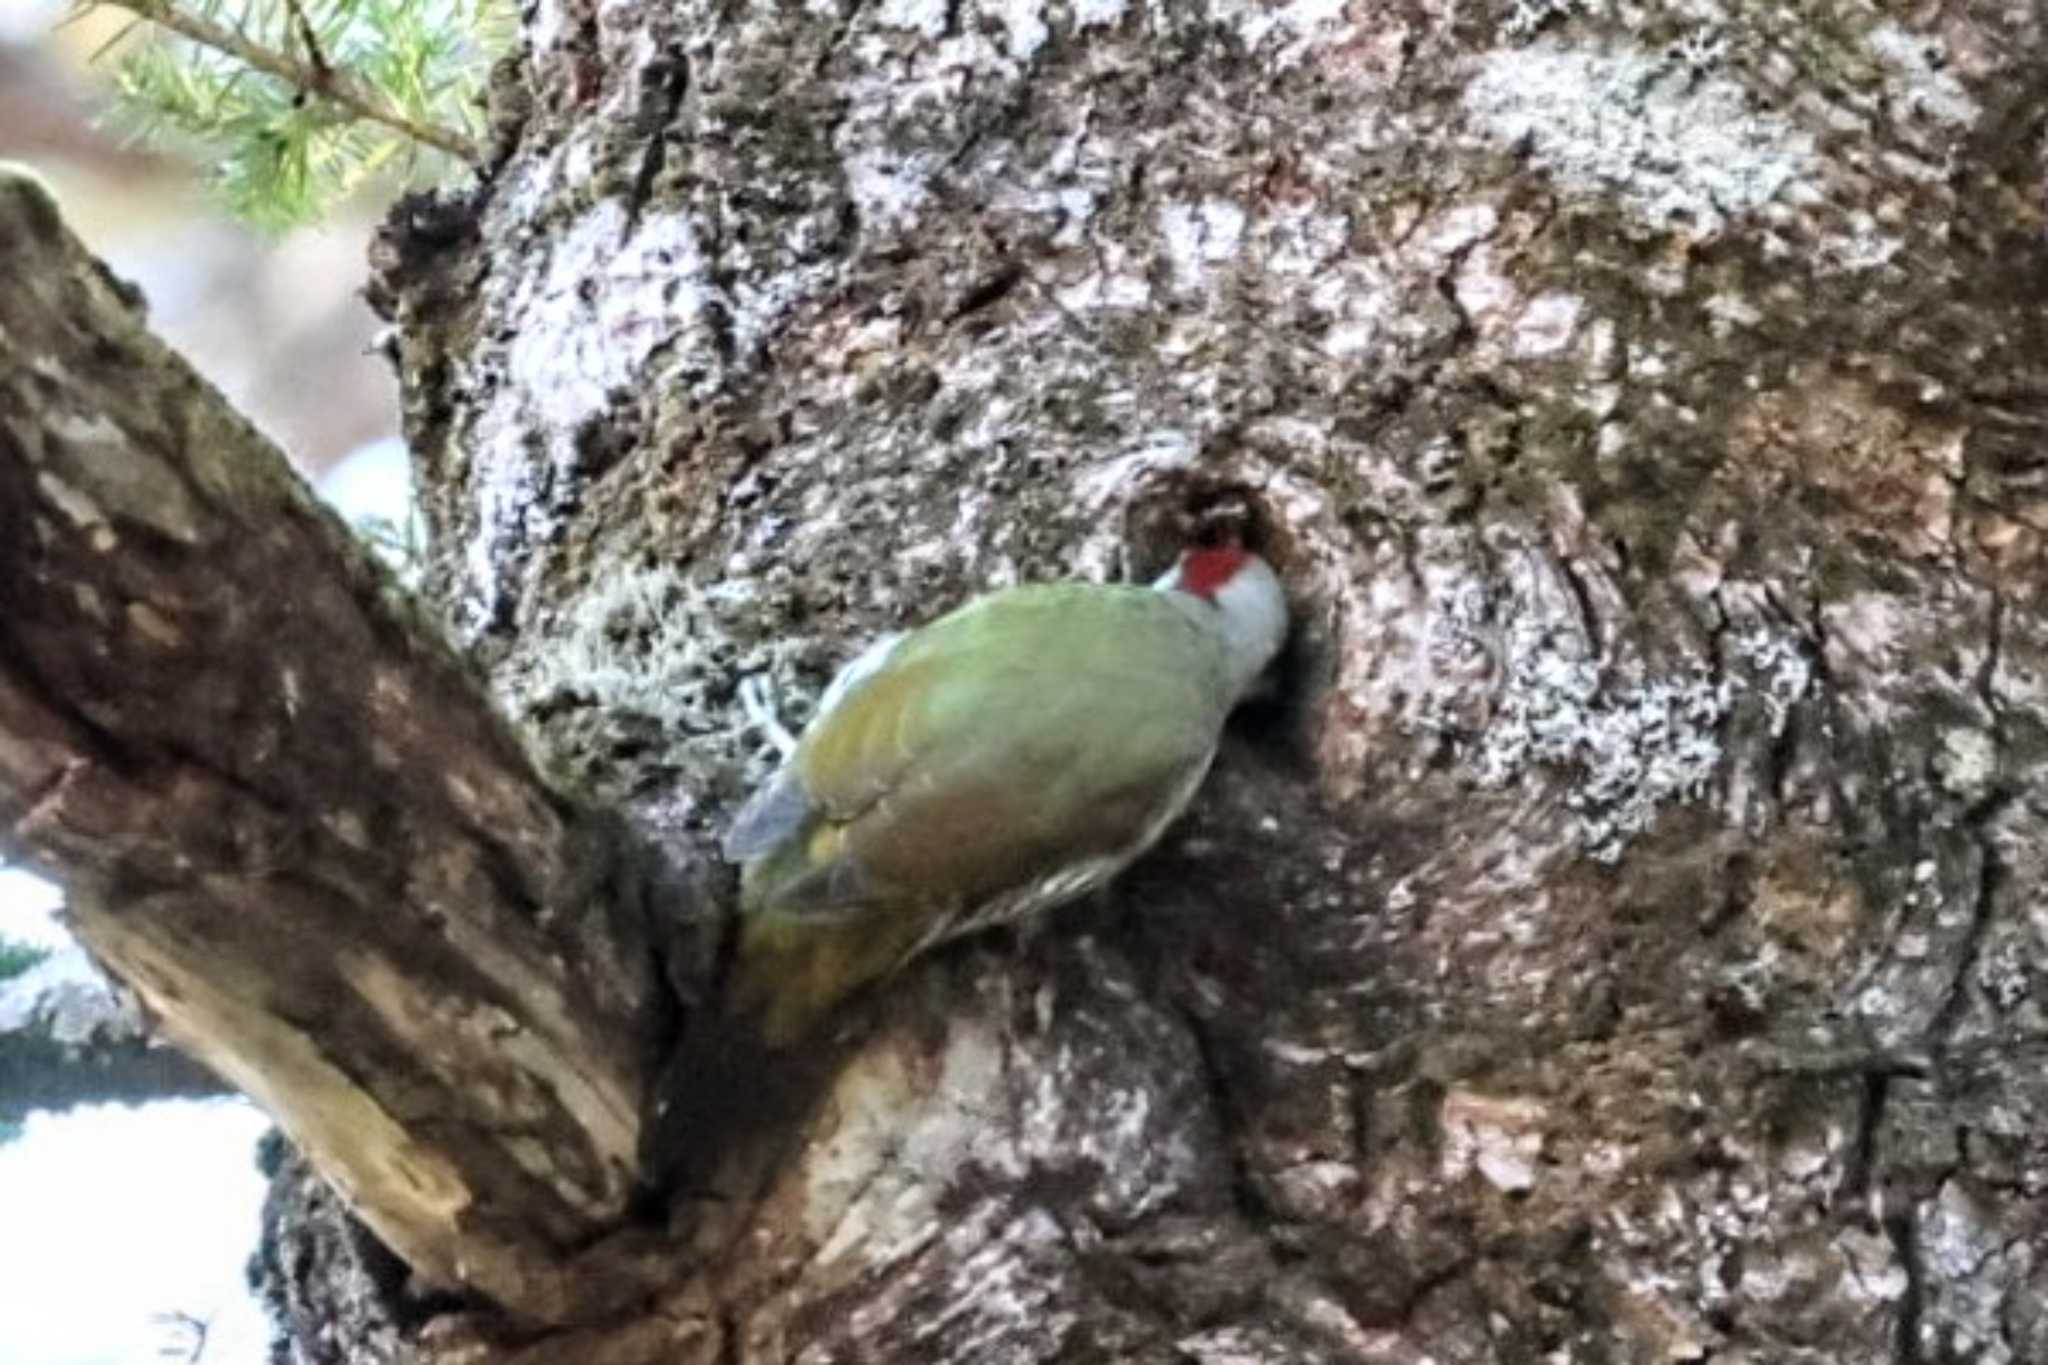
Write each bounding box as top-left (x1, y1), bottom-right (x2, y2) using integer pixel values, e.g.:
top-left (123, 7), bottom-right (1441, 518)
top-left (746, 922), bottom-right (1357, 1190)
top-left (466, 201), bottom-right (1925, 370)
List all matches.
top-left (1223, 0), bottom-right (1353, 68)
top-left (35, 470), bottom-right (104, 531)
top-left (511, 564), bottom-right (795, 763)
top-left (841, 147), bottom-right (942, 233)
top-left (1932, 725), bottom-right (1998, 801)
top-left (1365, 530), bottom-right (1793, 859)
top-left (913, 1207), bottom-right (1077, 1354)
top-left (1018, 1058), bottom-right (1198, 1222)
top-left (1502, 0), bottom-right (1586, 41)
top-left (502, 205), bottom-right (713, 433)
top-left (993, 0), bottom-right (1051, 60)
top-left (876, 0), bottom-right (951, 38)
top-left (1419, 201), bottom-right (1500, 260)
top-left (1816, 590), bottom-right (1921, 729)
top-left (1726, 625), bottom-right (1813, 737)
top-left (45, 410), bottom-right (126, 456)
top-left (1463, 40), bottom-right (1815, 235)
top-left (1158, 198), bottom-right (1249, 292)
top-left (1510, 291), bottom-right (1583, 357)
top-left (1073, 428), bottom-right (1198, 510)
top-left (1703, 290), bottom-right (1765, 331)
top-left (1464, 617), bottom-right (1729, 862)
top-left (1865, 23), bottom-right (1980, 130)
top-left (1053, 266), bottom-right (1152, 314)
top-left (1451, 242), bottom-right (1517, 328)
top-left (1914, 1179), bottom-right (2016, 1363)
top-left (831, 11), bottom-right (1064, 240)
top-left (461, 204), bottom-right (734, 626)
top-left (1834, 1224), bottom-right (1910, 1304)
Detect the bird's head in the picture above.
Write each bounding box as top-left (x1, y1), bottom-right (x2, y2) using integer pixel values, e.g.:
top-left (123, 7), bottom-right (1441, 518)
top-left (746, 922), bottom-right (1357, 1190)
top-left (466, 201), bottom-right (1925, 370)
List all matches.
top-left (1154, 547), bottom-right (1289, 702)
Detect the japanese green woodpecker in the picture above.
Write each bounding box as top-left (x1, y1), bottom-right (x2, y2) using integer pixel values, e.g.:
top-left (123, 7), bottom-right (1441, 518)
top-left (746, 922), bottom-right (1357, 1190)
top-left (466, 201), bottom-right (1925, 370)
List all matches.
top-left (722, 548), bottom-right (1288, 1044)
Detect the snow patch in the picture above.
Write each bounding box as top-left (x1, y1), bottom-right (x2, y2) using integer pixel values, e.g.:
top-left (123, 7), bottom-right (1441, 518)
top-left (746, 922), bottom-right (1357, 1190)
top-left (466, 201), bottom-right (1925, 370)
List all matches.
top-left (0, 948), bottom-right (120, 1044)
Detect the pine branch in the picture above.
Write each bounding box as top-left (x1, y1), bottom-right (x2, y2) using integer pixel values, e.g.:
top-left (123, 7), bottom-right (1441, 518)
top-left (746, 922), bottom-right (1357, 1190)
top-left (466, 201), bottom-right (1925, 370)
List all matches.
top-left (99, 0), bottom-right (482, 164)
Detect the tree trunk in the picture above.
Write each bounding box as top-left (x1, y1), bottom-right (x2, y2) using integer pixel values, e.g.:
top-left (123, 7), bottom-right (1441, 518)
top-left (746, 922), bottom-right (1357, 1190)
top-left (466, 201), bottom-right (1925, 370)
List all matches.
top-left (10, 0), bottom-right (2048, 1361)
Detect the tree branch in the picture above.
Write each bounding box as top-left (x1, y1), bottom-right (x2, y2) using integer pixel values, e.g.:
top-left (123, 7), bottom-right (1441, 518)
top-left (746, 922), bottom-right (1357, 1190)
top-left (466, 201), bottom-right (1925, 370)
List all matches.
top-left (105, 0), bottom-right (483, 164)
top-left (0, 170), bottom-right (670, 1321)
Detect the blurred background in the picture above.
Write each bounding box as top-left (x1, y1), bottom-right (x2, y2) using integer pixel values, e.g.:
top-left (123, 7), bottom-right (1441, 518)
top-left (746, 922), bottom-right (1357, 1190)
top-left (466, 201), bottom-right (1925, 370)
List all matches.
top-left (3, 1), bottom-right (399, 478)
top-left (3, 5), bottom-right (410, 1360)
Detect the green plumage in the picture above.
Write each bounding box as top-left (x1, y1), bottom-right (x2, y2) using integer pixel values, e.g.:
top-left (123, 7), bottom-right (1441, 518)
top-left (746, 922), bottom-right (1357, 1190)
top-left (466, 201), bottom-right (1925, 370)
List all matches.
top-left (726, 582), bottom-right (1235, 1044)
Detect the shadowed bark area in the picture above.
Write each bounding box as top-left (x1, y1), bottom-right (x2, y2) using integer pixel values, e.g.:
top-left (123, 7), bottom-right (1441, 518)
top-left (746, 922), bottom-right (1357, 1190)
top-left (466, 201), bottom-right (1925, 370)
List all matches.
top-left (0, 174), bottom-right (674, 1324)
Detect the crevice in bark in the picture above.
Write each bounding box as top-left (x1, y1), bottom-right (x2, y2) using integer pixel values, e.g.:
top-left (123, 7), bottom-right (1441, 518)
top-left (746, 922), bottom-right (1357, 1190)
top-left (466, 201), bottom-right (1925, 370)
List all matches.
top-left (1554, 552), bottom-right (1605, 662)
top-left (1930, 791), bottom-right (2009, 1053)
top-left (1844, 1070), bottom-right (1891, 1221)
top-left (1166, 996), bottom-right (1276, 1234)
top-left (715, 1305), bottom-right (741, 1365)
top-left (624, 43), bottom-right (691, 234)
top-left (1889, 1198), bottom-right (1926, 1365)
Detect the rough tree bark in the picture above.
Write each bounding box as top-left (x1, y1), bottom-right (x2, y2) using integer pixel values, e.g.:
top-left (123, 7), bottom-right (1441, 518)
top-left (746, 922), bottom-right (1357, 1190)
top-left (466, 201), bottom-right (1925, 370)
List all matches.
top-left (7, 0), bottom-right (2048, 1361)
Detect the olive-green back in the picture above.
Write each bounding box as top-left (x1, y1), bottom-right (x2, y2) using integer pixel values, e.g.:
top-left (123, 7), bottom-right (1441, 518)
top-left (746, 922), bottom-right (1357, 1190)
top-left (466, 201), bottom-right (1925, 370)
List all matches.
top-left (729, 583), bottom-right (1231, 1042)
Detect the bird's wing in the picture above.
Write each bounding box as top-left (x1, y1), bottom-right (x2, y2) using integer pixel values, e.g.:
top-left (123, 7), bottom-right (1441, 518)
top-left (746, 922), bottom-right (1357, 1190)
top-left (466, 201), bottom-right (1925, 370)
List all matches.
top-left (722, 767), bottom-right (812, 862)
top-left (722, 629), bottom-right (911, 862)
top-left (739, 585), bottom-right (1228, 922)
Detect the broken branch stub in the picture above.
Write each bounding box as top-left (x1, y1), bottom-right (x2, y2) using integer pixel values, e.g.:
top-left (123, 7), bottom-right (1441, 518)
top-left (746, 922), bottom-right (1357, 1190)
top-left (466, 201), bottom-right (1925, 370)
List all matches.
top-left (0, 170), bottom-right (667, 1321)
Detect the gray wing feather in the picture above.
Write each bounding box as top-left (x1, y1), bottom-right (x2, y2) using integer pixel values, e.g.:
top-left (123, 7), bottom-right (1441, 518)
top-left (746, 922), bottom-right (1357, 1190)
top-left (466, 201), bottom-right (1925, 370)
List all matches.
top-left (723, 632), bottom-right (906, 863)
top-left (722, 768), bottom-right (813, 861)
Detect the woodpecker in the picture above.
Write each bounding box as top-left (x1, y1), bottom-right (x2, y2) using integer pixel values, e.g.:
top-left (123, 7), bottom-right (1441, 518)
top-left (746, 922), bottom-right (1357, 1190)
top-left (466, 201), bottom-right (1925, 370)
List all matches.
top-left (721, 547), bottom-right (1288, 1044)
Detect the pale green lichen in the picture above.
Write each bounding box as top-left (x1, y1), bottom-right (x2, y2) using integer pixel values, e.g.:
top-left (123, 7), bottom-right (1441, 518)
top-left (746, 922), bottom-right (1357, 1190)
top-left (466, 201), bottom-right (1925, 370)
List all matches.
top-left (518, 566), bottom-right (748, 721)
top-left (506, 561), bottom-right (836, 797)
